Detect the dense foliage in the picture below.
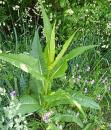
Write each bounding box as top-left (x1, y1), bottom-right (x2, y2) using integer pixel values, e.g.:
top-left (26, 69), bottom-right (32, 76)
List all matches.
top-left (0, 0), bottom-right (111, 130)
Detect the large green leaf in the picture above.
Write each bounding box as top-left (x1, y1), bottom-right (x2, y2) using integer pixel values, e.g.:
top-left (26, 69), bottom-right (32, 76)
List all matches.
top-left (30, 29), bottom-right (47, 97)
top-left (52, 114), bottom-right (83, 128)
top-left (72, 92), bottom-right (100, 109)
top-left (18, 95), bottom-right (40, 115)
top-left (30, 29), bottom-right (47, 75)
top-left (49, 33), bottom-right (75, 70)
top-left (47, 91), bottom-right (99, 117)
top-left (44, 89), bottom-right (72, 108)
top-left (50, 45), bottom-right (97, 79)
top-left (63, 45), bottom-right (97, 61)
top-left (49, 23), bottom-right (56, 65)
top-left (0, 53), bottom-right (44, 80)
top-left (44, 89), bottom-right (85, 117)
top-left (50, 59), bottom-right (68, 79)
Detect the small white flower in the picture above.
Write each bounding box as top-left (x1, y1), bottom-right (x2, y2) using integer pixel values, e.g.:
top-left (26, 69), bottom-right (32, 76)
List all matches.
top-left (2, 1), bottom-right (5, 4)
top-left (14, 23), bottom-right (17, 26)
top-left (57, 125), bottom-right (63, 130)
top-left (15, 5), bottom-right (20, 9)
top-left (107, 22), bottom-right (111, 29)
top-left (24, 120), bottom-right (27, 124)
top-left (101, 44), bottom-right (109, 48)
top-left (0, 50), bottom-right (2, 53)
top-left (13, 5), bottom-right (20, 10)
top-left (13, 7), bottom-right (16, 10)
top-left (64, 76), bottom-right (67, 79)
top-left (0, 87), bottom-right (6, 95)
top-left (8, 122), bottom-right (14, 128)
top-left (76, 64), bottom-right (79, 68)
top-left (3, 22), bottom-right (5, 26)
top-left (14, 118), bottom-right (20, 124)
top-left (66, 9), bottom-right (74, 15)
top-left (0, 1), bottom-right (2, 4)
top-left (84, 88), bottom-right (88, 93)
top-left (78, 75), bottom-right (81, 79)
top-left (102, 77), bottom-right (108, 84)
top-left (97, 95), bottom-right (101, 101)
top-left (85, 9), bottom-right (88, 12)
top-left (86, 66), bottom-right (90, 71)
top-left (29, 18), bottom-right (32, 22)
top-left (42, 111), bottom-right (53, 123)
top-left (90, 80), bottom-right (95, 85)
top-left (72, 75), bottom-right (75, 79)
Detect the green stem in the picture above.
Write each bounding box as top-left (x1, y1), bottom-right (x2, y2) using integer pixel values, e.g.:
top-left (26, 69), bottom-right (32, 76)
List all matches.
top-left (43, 77), bottom-right (52, 95)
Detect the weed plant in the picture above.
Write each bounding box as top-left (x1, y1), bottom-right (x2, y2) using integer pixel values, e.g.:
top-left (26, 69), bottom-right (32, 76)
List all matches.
top-left (0, 0), bottom-right (111, 130)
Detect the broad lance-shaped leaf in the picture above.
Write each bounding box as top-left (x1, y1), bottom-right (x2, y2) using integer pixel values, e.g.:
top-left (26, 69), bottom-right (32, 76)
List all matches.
top-left (63, 45), bottom-right (97, 61)
top-left (30, 29), bottom-right (47, 75)
top-left (0, 53), bottom-right (44, 80)
top-left (51, 114), bottom-right (83, 128)
top-left (49, 23), bottom-right (56, 65)
top-left (50, 59), bottom-right (68, 79)
top-left (44, 89), bottom-right (72, 108)
top-left (50, 45), bottom-right (97, 79)
top-left (44, 89), bottom-right (86, 117)
top-left (49, 28), bottom-right (79, 70)
top-left (72, 92), bottom-right (100, 109)
top-left (49, 33), bottom-right (75, 70)
top-left (17, 95), bottom-right (40, 115)
top-left (30, 29), bottom-right (47, 98)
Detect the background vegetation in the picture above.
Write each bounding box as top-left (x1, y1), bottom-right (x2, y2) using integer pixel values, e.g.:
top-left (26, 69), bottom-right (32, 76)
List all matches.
top-left (0, 0), bottom-right (111, 130)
